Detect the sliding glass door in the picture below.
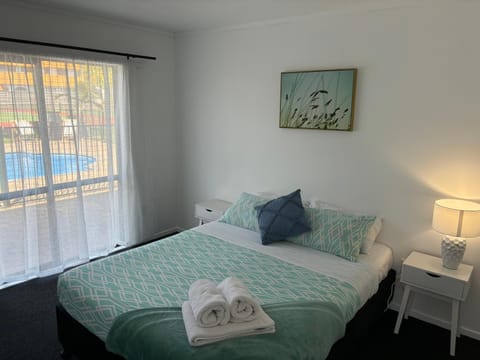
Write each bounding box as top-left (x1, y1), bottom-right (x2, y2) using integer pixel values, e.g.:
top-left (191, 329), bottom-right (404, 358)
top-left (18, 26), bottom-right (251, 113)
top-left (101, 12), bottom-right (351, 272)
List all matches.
top-left (0, 52), bottom-right (137, 286)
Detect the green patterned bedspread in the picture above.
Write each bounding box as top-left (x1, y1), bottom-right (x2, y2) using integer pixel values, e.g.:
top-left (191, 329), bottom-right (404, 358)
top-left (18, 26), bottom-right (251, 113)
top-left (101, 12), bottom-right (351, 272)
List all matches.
top-left (57, 229), bottom-right (360, 341)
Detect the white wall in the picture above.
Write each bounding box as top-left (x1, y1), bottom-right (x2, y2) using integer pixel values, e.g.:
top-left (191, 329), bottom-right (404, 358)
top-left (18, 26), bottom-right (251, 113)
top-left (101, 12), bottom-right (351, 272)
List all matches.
top-left (0, 3), bottom-right (177, 241)
top-left (176, 3), bottom-right (480, 338)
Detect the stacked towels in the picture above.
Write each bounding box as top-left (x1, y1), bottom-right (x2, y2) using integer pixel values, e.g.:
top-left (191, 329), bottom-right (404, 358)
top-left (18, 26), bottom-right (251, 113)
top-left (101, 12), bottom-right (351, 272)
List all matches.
top-left (217, 277), bottom-right (261, 323)
top-left (188, 279), bottom-right (230, 327)
top-left (183, 276), bottom-right (276, 346)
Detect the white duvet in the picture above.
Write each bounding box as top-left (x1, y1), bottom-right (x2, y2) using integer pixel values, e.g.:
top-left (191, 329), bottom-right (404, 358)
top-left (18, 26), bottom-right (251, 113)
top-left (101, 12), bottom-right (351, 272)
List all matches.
top-left (194, 221), bottom-right (393, 307)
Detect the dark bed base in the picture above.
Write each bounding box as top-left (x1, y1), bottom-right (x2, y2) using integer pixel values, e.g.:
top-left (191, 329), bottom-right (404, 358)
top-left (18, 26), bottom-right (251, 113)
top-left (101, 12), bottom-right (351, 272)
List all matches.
top-left (56, 269), bottom-right (396, 359)
top-left (56, 304), bottom-right (123, 360)
top-left (327, 268), bottom-right (396, 358)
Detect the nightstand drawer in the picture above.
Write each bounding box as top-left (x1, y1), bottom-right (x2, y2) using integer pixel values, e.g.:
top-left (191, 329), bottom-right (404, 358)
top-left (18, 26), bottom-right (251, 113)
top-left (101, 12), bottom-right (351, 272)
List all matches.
top-left (195, 204), bottom-right (224, 222)
top-left (401, 265), bottom-right (466, 299)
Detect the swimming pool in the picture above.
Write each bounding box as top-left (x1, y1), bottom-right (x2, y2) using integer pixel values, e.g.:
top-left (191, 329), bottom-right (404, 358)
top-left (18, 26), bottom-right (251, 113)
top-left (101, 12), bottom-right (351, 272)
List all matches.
top-left (4, 153), bottom-right (96, 180)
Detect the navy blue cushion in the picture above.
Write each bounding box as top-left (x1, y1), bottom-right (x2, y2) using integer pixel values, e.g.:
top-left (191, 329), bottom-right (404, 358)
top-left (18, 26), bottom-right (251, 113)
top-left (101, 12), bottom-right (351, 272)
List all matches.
top-left (255, 189), bottom-right (311, 245)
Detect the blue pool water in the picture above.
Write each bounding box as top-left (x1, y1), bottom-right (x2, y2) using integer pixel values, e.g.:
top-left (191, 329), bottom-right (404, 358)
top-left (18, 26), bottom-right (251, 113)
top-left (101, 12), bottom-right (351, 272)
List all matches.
top-left (4, 153), bottom-right (96, 180)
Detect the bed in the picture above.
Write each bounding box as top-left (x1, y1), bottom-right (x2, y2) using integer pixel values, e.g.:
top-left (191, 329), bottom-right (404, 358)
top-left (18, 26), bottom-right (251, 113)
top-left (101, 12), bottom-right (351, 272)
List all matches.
top-left (56, 219), bottom-right (395, 360)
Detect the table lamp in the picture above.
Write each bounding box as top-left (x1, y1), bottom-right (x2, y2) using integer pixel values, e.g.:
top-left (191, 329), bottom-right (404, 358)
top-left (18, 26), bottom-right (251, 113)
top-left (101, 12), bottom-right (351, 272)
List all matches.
top-left (432, 199), bottom-right (480, 270)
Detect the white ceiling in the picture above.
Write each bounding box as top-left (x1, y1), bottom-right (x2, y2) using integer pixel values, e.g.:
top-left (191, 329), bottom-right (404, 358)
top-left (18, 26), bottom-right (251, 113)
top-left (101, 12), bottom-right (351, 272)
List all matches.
top-left (14, 0), bottom-right (413, 33)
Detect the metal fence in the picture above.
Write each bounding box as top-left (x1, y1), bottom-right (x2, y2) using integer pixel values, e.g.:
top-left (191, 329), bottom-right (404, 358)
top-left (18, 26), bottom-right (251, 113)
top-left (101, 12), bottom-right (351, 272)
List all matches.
top-left (0, 124), bottom-right (117, 206)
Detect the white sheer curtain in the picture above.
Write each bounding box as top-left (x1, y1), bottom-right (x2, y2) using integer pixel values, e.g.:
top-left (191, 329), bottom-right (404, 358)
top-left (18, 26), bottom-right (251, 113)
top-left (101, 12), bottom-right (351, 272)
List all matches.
top-left (0, 51), bottom-right (139, 287)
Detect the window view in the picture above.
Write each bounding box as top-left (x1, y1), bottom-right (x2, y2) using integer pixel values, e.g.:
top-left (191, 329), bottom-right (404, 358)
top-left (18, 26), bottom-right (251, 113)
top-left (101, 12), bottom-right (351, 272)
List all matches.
top-left (0, 52), bottom-right (134, 285)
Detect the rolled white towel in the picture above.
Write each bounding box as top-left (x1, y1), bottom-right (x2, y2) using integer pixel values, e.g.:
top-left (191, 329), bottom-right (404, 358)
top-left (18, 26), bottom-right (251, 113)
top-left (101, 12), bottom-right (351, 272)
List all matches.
top-left (188, 279), bottom-right (230, 327)
top-left (217, 277), bottom-right (260, 323)
top-left (182, 301), bottom-right (275, 346)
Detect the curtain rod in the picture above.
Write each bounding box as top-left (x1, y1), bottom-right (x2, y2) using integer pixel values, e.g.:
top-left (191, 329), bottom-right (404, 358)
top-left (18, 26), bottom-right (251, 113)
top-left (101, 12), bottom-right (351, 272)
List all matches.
top-left (0, 36), bottom-right (156, 60)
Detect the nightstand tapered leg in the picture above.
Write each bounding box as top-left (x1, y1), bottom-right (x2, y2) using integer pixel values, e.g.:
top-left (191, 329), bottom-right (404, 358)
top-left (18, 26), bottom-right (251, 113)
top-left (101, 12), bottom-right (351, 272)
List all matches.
top-left (394, 285), bottom-right (411, 334)
top-left (404, 291), bottom-right (415, 319)
top-left (457, 302), bottom-right (462, 338)
top-left (450, 300), bottom-right (459, 356)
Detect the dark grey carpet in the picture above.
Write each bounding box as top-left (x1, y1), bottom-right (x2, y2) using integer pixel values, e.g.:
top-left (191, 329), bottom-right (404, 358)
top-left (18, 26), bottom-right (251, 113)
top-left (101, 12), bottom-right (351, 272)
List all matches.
top-left (366, 308), bottom-right (479, 359)
top-left (1, 274), bottom-right (479, 359)
top-left (0, 275), bottom-right (62, 360)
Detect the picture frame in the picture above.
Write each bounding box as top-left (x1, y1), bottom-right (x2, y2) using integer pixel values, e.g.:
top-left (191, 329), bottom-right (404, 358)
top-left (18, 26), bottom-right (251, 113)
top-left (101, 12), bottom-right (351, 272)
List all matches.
top-left (279, 68), bottom-right (357, 131)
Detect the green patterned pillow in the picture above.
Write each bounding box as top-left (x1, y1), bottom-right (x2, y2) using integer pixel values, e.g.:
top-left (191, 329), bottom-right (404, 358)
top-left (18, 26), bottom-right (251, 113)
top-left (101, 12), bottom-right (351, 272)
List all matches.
top-left (288, 208), bottom-right (375, 262)
top-left (219, 192), bottom-right (268, 232)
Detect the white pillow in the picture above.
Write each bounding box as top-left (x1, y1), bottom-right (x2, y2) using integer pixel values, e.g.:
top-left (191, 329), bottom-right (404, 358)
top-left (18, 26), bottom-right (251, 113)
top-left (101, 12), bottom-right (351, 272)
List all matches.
top-left (363, 217), bottom-right (383, 254)
top-left (252, 191), bottom-right (279, 200)
top-left (309, 199), bottom-right (382, 254)
top-left (253, 191), bottom-right (311, 207)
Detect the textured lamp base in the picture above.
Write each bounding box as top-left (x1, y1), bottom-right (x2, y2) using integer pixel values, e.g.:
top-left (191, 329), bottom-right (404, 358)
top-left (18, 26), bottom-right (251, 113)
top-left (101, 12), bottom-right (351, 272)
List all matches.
top-left (441, 237), bottom-right (466, 270)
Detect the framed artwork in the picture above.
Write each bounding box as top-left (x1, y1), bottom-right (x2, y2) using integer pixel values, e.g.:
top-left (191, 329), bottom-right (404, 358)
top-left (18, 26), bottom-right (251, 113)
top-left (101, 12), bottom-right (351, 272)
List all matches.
top-left (279, 68), bottom-right (357, 131)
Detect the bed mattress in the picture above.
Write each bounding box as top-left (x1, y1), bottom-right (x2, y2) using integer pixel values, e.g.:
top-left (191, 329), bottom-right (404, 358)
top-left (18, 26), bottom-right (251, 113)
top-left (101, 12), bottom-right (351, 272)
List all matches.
top-left (57, 222), bottom-right (393, 341)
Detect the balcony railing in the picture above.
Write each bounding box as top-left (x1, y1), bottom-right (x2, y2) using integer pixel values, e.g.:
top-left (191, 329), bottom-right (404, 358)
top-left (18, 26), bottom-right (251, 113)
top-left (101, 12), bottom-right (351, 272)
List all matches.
top-left (0, 124), bottom-right (117, 206)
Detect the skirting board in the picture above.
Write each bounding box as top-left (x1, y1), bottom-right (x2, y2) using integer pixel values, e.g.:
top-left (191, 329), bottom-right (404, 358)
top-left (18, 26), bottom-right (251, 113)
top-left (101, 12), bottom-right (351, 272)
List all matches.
top-left (388, 301), bottom-right (480, 341)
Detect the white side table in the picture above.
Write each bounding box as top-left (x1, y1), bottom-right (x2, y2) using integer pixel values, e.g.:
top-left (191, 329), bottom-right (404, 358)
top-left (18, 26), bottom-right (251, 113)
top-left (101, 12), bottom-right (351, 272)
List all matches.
top-left (394, 251), bottom-right (473, 356)
top-left (194, 198), bottom-right (232, 225)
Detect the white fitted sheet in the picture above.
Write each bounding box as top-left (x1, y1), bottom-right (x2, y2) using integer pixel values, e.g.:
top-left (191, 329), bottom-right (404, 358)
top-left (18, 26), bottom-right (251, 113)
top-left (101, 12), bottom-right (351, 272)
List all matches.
top-left (194, 221), bottom-right (393, 307)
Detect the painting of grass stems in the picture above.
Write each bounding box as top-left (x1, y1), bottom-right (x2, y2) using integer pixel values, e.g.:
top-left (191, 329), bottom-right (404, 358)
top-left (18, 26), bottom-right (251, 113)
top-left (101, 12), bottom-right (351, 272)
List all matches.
top-left (280, 69), bottom-right (357, 131)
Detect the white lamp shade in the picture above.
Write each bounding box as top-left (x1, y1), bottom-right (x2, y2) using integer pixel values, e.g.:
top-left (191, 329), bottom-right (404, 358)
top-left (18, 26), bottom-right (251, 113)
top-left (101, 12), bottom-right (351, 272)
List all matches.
top-left (432, 199), bottom-right (480, 238)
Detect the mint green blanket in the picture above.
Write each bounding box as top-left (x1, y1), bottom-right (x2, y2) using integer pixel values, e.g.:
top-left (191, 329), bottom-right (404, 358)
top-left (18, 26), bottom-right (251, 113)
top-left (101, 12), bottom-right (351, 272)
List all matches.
top-left (106, 301), bottom-right (345, 360)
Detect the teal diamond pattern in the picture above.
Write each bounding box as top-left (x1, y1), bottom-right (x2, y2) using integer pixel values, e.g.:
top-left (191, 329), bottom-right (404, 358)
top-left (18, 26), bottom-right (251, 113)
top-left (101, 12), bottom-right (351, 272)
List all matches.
top-left (219, 192), bottom-right (267, 232)
top-left (58, 229), bottom-right (360, 340)
top-left (288, 208), bottom-right (376, 262)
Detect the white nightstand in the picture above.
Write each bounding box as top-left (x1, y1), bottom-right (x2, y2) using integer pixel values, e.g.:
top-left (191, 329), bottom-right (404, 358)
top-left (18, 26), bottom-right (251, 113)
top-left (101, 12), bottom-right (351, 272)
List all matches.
top-left (394, 251), bottom-right (473, 356)
top-left (194, 199), bottom-right (232, 225)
